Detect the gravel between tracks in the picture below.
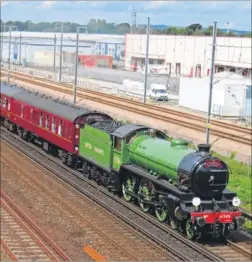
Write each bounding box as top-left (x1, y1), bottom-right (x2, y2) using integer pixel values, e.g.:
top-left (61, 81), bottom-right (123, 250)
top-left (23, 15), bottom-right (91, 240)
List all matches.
top-left (1, 140), bottom-right (174, 261)
top-left (4, 76), bottom-right (251, 162)
top-left (1, 130), bottom-right (219, 261)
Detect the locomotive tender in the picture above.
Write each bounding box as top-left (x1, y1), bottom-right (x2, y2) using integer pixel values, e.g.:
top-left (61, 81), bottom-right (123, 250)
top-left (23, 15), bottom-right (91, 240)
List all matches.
top-left (0, 82), bottom-right (245, 240)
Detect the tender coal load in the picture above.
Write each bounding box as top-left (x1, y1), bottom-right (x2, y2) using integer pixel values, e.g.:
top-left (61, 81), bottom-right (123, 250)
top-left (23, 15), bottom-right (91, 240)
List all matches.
top-left (91, 120), bottom-right (123, 133)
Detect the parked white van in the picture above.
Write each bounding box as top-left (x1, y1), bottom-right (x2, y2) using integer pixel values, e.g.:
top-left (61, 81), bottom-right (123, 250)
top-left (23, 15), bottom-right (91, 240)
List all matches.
top-left (149, 84), bottom-right (169, 101)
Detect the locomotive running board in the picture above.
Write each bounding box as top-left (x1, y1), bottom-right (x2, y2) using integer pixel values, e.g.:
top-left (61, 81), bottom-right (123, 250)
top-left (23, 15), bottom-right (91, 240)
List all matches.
top-left (122, 164), bottom-right (194, 199)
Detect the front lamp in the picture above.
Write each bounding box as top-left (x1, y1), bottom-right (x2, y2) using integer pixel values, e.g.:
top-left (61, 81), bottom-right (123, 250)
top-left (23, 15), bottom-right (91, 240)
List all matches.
top-left (232, 197), bottom-right (241, 207)
top-left (192, 197), bottom-right (201, 207)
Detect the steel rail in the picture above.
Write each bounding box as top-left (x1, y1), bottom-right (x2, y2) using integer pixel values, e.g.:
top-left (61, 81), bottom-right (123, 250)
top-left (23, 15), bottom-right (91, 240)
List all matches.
top-left (1, 126), bottom-right (251, 262)
top-left (0, 190), bottom-right (71, 261)
top-left (3, 69), bottom-right (252, 135)
top-left (1, 127), bottom-right (223, 262)
top-left (239, 207), bottom-right (252, 221)
top-left (2, 72), bottom-right (251, 145)
top-left (227, 239), bottom-right (252, 259)
top-left (1, 150), bottom-right (169, 262)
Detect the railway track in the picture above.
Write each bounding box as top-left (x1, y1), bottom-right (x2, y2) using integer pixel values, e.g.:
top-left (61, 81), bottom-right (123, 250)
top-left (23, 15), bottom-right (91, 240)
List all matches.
top-left (1, 142), bottom-right (175, 262)
top-left (203, 238), bottom-right (252, 261)
top-left (1, 127), bottom-right (222, 262)
top-left (2, 70), bottom-right (251, 145)
top-left (0, 190), bottom-right (70, 261)
top-left (239, 207), bottom-right (252, 221)
top-left (1, 127), bottom-right (251, 261)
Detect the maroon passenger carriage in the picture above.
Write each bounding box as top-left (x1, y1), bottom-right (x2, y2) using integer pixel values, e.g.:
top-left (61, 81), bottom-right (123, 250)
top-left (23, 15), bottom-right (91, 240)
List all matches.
top-left (0, 82), bottom-right (112, 165)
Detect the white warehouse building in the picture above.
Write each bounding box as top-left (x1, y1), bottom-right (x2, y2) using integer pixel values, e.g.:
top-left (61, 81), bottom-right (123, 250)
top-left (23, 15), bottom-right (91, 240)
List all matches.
top-left (125, 34), bottom-right (251, 78)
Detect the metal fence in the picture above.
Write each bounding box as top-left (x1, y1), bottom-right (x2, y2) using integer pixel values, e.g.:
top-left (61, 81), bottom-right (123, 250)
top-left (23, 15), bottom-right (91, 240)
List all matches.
top-left (1, 63), bottom-right (149, 100)
top-left (3, 58), bottom-right (181, 96)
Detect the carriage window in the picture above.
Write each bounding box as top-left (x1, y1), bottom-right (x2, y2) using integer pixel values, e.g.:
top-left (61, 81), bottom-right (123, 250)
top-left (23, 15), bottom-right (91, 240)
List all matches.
top-left (7, 100), bottom-right (11, 110)
top-left (45, 115), bottom-right (49, 129)
top-left (39, 112), bottom-right (43, 126)
top-left (65, 125), bottom-right (68, 137)
top-left (114, 137), bottom-right (122, 151)
top-left (30, 108), bottom-right (33, 121)
top-left (21, 104), bottom-right (24, 118)
top-left (3, 98), bottom-right (6, 108)
top-left (52, 117), bottom-right (56, 133)
top-left (58, 120), bottom-right (63, 136)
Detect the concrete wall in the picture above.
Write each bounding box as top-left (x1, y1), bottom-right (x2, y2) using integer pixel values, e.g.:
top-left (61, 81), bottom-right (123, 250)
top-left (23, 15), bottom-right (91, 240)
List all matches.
top-left (125, 34), bottom-right (251, 77)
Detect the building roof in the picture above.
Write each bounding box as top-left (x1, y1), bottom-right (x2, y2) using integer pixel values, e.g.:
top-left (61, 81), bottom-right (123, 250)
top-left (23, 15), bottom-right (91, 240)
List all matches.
top-left (2, 32), bottom-right (125, 43)
top-left (1, 82), bottom-right (91, 122)
top-left (111, 123), bottom-right (149, 138)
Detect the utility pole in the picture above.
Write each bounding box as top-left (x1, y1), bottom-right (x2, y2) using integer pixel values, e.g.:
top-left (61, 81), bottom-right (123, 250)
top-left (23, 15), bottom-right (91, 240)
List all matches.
top-left (53, 33), bottom-right (56, 72)
top-left (131, 9), bottom-right (137, 34)
top-left (59, 23), bottom-right (63, 82)
top-left (143, 17), bottom-right (150, 103)
top-left (73, 26), bottom-right (86, 103)
top-left (0, 25), bottom-right (3, 63)
top-left (19, 33), bottom-right (22, 65)
top-left (74, 27), bottom-right (80, 103)
top-left (8, 29), bottom-right (11, 83)
top-left (6, 26), bottom-right (17, 83)
top-left (206, 21), bottom-right (217, 144)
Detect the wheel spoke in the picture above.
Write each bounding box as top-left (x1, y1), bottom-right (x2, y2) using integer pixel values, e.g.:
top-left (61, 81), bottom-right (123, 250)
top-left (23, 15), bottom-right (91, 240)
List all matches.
top-left (122, 176), bottom-right (134, 202)
top-left (138, 179), bottom-right (152, 213)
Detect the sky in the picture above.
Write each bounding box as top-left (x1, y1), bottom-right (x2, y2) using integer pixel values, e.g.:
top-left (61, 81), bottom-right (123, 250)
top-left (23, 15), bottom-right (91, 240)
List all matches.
top-left (1, 1), bottom-right (251, 31)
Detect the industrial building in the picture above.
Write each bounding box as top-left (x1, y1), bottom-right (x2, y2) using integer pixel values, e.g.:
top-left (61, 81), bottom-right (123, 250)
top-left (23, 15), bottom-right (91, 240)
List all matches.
top-left (1, 32), bottom-right (125, 63)
top-left (125, 34), bottom-right (251, 78)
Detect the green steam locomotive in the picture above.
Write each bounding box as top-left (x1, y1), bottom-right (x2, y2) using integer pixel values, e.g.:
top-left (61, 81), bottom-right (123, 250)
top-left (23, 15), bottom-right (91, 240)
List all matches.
top-left (75, 120), bottom-right (245, 239)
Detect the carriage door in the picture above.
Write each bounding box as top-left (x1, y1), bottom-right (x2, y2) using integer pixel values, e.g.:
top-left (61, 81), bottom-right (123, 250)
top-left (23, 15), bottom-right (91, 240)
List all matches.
top-left (112, 137), bottom-right (122, 170)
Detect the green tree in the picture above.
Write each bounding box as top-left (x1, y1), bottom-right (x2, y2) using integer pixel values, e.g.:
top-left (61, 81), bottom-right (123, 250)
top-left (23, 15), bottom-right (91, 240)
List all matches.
top-left (242, 32), bottom-right (252, 37)
top-left (187, 23), bottom-right (202, 31)
top-left (204, 26), bottom-right (224, 36)
top-left (87, 19), bottom-right (97, 33)
top-left (115, 23), bottom-right (131, 34)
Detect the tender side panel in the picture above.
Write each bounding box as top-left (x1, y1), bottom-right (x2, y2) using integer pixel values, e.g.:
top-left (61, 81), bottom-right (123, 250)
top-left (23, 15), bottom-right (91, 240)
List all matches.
top-left (79, 125), bottom-right (112, 169)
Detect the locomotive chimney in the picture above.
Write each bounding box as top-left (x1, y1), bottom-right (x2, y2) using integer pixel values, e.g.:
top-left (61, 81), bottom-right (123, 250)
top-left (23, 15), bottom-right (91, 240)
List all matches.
top-left (198, 144), bottom-right (211, 155)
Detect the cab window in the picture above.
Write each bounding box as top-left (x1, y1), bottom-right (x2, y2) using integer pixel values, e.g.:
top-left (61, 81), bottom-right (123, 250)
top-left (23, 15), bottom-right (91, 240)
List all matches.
top-left (114, 137), bottom-right (122, 151)
top-left (126, 132), bottom-right (137, 144)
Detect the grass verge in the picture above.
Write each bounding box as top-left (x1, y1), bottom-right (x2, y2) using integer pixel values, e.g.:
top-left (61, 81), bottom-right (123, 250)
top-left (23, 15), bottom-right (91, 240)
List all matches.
top-left (212, 152), bottom-right (252, 232)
